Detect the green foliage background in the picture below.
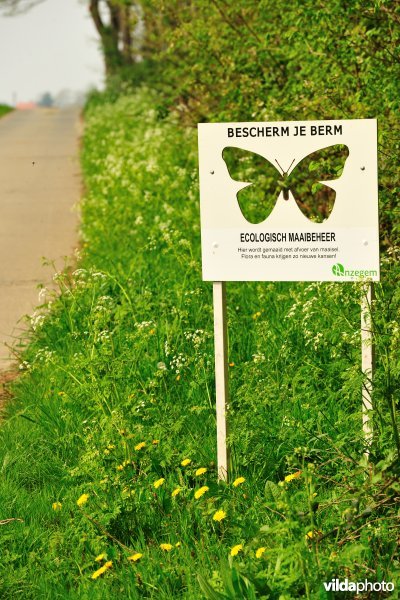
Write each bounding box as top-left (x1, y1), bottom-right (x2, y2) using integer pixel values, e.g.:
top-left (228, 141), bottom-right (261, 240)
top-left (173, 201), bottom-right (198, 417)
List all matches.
top-left (139, 0), bottom-right (400, 247)
top-left (0, 1), bottom-right (399, 598)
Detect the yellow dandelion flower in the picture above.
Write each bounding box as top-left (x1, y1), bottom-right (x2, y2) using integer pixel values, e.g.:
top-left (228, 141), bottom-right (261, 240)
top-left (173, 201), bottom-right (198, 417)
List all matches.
top-left (91, 566), bottom-right (106, 580)
top-left (230, 544), bottom-right (243, 557)
top-left (77, 493), bottom-right (89, 507)
top-left (176, 375), bottom-right (181, 381)
top-left (175, 542), bottom-right (181, 547)
top-left (229, 362), bottom-right (235, 367)
top-left (171, 487), bottom-right (182, 497)
top-left (195, 467), bottom-right (207, 476)
top-left (135, 442), bottom-right (146, 451)
top-left (149, 329), bottom-right (155, 335)
top-left (91, 561), bottom-right (112, 579)
top-left (107, 444), bottom-right (115, 450)
top-left (284, 471), bottom-right (301, 483)
top-left (255, 547), bottom-right (266, 559)
top-left (181, 458), bottom-right (191, 467)
top-left (160, 543), bottom-right (173, 551)
top-left (233, 477), bottom-right (245, 487)
top-left (152, 439), bottom-right (159, 445)
top-left (213, 509), bottom-right (226, 522)
top-left (95, 553), bottom-right (106, 562)
top-left (128, 553), bottom-right (142, 562)
top-left (116, 464), bottom-right (124, 471)
top-left (154, 478), bottom-right (165, 489)
top-left (103, 449), bottom-right (110, 455)
top-left (194, 486), bottom-right (209, 499)
top-left (52, 501), bottom-right (62, 511)
top-left (305, 530), bottom-right (314, 539)
top-left (305, 529), bottom-right (322, 540)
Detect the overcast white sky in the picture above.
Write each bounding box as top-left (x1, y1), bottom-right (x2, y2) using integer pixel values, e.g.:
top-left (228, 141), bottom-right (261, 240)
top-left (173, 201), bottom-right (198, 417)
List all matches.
top-left (0, 0), bottom-right (104, 105)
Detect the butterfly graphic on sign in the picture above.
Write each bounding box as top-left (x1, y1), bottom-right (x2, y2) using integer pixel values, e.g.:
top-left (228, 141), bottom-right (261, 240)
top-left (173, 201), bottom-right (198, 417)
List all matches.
top-left (222, 144), bottom-right (349, 224)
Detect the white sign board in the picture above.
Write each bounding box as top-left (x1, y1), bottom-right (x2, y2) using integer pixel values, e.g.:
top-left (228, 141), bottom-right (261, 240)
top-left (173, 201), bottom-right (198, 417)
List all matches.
top-left (198, 119), bottom-right (379, 281)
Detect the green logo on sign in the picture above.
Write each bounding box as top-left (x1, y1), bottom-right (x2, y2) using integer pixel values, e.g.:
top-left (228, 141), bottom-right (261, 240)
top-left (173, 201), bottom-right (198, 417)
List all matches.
top-left (332, 263), bottom-right (378, 278)
top-left (332, 263), bottom-right (345, 276)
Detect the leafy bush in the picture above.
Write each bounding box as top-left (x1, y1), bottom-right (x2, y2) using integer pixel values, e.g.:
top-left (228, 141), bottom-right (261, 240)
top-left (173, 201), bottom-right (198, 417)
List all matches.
top-left (140, 0), bottom-right (400, 248)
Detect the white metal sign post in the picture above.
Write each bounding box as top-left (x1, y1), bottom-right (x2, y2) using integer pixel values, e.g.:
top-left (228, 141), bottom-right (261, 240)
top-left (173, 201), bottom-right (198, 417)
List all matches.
top-left (213, 281), bottom-right (229, 481)
top-left (198, 119), bottom-right (379, 480)
top-left (361, 282), bottom-right (375, 456)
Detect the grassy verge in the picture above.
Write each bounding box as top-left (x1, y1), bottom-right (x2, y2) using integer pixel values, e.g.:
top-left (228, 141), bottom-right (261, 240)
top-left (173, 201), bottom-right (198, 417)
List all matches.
top-left (0, 89), bottom-right (399, 599)
top-left (0, 104), bottom-right (13, 118)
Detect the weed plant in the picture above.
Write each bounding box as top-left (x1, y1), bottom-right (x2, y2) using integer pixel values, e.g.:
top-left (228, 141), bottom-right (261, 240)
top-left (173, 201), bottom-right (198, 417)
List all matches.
top-left (0, 90), bottom-right (399, 599)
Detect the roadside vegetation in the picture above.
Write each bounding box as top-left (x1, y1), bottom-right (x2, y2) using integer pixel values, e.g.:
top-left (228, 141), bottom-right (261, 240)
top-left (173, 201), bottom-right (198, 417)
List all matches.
top-left (0, 104), bottom-right (12, 118)
top-left (0, 1), bottom-right (399, 598)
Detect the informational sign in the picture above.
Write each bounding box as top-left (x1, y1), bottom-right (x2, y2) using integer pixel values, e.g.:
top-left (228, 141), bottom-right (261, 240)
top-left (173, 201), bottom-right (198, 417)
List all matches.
top-left (198, 119), bottom-right (379, 281)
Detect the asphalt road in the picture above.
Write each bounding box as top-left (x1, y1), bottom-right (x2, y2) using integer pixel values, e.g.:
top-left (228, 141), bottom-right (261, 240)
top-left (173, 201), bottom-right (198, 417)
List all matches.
top-left (0, 108), bottom-right (81, 369)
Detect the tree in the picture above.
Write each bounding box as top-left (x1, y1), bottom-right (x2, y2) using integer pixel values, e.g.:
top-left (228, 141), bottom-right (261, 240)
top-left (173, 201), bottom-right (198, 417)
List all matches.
top-left (0, 0), bottom-right (44, 14)
top-left (37, 91), bottom-right (54, 107)
top-left (89, 1), bottom-right (143, 77)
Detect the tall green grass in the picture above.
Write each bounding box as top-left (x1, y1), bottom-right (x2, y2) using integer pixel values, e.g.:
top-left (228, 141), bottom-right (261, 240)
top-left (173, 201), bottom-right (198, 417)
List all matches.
top-left (0, 89), bottom-right (398, 599)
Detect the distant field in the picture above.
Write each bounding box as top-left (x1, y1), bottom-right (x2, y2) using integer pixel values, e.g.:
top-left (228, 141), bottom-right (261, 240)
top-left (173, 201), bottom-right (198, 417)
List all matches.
top-left (0, 104), bottom-right (13, 118)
